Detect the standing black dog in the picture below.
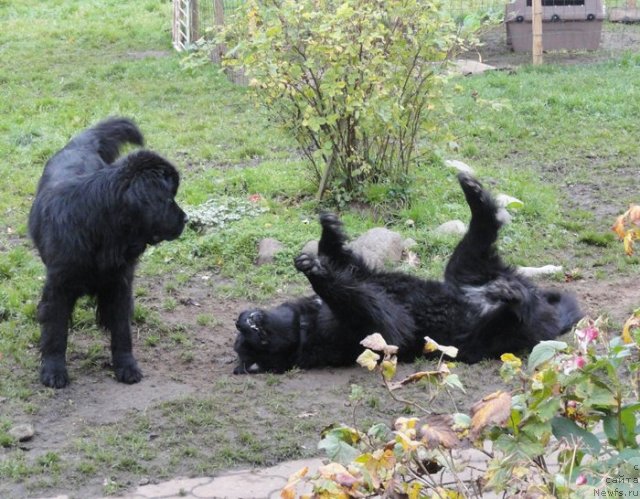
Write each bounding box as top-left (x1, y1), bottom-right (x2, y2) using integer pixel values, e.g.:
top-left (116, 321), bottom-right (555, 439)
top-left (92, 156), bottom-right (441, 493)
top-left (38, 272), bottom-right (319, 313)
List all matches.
top-left (233, 173), bottom-right (583, 373)
top-left (28, 117), bottom-right (187, 388)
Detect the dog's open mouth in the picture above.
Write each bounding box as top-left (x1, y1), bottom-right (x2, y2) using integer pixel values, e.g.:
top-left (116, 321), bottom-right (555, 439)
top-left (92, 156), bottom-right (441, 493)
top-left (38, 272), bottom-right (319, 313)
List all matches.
top-left (245, 311), bottom-right (262, 332)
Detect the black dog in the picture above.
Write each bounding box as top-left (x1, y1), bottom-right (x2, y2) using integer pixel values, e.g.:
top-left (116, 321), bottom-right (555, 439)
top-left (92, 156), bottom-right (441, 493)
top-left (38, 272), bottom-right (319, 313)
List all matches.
top-left (28, 117), bottom-right (187, 388)
top-left (233, 173), bottom-right (582, 373)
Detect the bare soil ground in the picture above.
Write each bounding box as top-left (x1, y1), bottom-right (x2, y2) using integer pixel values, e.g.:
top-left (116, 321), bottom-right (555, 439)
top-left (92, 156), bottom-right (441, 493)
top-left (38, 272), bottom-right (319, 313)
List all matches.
top-left (2, 27), bottom-right (640, 499)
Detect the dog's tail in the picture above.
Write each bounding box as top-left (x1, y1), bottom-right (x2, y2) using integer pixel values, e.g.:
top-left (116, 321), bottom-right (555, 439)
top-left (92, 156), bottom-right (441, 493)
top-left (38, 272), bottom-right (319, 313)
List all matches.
top-left (72, 117), bottom-right (144, 164)
top-left (544, 290), bottom-right (584, 336)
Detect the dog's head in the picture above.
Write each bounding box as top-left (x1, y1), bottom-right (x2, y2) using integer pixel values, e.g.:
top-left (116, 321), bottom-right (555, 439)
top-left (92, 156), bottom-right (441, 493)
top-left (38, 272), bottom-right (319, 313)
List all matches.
top-left (233, 306), bottom-right (299, 374)
top-left (121, 150), bottom-right (188, 245)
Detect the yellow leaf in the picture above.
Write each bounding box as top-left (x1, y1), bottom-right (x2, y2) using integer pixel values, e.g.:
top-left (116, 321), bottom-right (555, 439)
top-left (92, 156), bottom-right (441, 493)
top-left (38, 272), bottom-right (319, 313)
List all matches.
top-left (280, 466), bottom-right (308, 499)
top-left (423, 336), bottom-right (458, 358)
top-left (318, 462), bottom-right (349, 479)
top-left (407, 481), bottom-right (424, 499)
top-left (622, 312), bottom-right (640, 345)
top-left (612, 214), bottom-right (627, 238)
top-left (623, 231), bottom-right (635, 256)
top-left (395, 430), bottom-right (420, 451)
top-left (430, 487), bottom-right (465, 499)
top-left (381, 358), bottom-right (397, 381)
top-left (424, 337), bottom-right (439, 353)
top-left (356, 349), bottom-right (380, 371)
top-left (394, 416), bottom-right (418, 432)
top-left (628, 204), bottom-right (640, 224)
top-left (469, 391), bottom-right (512, 439)
top-left (500, 353), bottom-right (522, 368)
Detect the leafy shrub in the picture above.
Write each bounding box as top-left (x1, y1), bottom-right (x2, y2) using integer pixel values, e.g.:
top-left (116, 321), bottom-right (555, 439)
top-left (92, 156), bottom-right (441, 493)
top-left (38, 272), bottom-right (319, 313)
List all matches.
top-left (282, 320), bottom-right (640, 498)
top-left (200, 0), bottom-right (488, 201)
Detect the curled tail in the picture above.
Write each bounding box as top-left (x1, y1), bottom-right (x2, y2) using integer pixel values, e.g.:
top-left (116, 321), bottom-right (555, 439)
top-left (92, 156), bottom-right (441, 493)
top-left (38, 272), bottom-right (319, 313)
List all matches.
top-left (70, 117), bottom-right (144, 164)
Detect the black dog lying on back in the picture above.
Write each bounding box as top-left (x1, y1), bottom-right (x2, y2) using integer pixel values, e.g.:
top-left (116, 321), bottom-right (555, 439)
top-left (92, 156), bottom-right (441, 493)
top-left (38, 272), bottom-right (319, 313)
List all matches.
top-left (233, 173), bottom-right (582, 374)
top-left (29, 117), bottom-right (188, 388)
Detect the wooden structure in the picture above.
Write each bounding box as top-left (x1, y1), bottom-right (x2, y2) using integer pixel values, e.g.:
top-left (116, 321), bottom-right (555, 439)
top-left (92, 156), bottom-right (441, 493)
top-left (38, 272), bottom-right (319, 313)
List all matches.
top-left (173, 0), bottom-right (199, 51)
top-left (506, 0), bottom-right (605, 55)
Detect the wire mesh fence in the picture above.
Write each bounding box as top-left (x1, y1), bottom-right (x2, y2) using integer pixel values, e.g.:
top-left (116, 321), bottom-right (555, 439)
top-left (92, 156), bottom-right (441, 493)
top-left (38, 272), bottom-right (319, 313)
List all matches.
top-left (172, 0), bottom-right (640, 66)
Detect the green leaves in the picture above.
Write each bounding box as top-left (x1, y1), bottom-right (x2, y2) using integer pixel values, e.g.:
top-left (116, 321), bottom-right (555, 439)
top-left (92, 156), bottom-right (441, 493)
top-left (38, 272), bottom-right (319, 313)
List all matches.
top-left (551, 416), bottom-right (601, 455)
top-left (603, 403), bottom-right (640, 450)
top-left (527, 340), bottom-right (568, 372)
top-left (318, 426), bottom-right (361, 465)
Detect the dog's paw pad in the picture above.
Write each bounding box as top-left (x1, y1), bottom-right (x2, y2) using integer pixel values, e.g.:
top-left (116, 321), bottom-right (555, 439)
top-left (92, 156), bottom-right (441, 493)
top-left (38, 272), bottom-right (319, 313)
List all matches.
top-left (458, 173), bottom-right (484, 196)
top-left (294, 253), bottom-right (322, 274)
top-left (320, 212), bottom-right (342, 229)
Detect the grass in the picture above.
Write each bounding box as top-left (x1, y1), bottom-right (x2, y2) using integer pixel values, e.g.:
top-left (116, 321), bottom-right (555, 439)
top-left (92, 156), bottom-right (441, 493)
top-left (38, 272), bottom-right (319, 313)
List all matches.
top-left (1, 0), bottom-right (639, 496)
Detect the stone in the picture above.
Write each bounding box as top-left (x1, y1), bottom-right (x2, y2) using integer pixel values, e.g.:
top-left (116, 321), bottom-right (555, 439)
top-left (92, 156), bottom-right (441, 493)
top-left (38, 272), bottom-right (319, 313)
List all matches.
top-left (256, 238), bottom-right (284, 266)
top-left (517, 265), bottom-right (563, 278)
top-left (402, 238), bottom-right (417, 251)
top-left (300, 239), bottom-right (319, 257)
top-left (445, 159), bottom-right (474, 174)
top-left (454, 59), bottom-right (496, 76)
top-left (434, 220), bottom-right (467, 236)
top-left (495, 193), bottom-right (524, 209)
top-left (9, 423), bottom-right (35, 442)
top-left (348, 227), bottom-right (404, 269)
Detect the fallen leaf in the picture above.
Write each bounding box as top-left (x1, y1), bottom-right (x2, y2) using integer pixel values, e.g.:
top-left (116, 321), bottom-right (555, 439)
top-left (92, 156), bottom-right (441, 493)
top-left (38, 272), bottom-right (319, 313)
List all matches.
top-left (387, 368), bottom-right (447, 390)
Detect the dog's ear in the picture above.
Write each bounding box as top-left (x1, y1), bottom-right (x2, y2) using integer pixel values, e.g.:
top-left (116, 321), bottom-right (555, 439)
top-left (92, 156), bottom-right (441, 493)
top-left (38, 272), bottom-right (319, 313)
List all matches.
top-left (119, 150), bottom-right (180, 193)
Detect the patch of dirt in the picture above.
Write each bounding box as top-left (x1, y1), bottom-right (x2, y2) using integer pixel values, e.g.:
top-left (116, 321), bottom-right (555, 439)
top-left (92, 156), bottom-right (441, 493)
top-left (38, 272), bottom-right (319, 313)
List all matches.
top-left (125, 50), bottom-right (172, 60)
top-left (565, 275), bottom-right (639, 325)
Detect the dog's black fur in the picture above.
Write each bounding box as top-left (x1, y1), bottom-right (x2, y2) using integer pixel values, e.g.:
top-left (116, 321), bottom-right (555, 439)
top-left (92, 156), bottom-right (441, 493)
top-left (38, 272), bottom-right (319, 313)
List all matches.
top-left (233, 173), bottom-right (583, 374)
top-left (28, 117), bottom-right (187, 388)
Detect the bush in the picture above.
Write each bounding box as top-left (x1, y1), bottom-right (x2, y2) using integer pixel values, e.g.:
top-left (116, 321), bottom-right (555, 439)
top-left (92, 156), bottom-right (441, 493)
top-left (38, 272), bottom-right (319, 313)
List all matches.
top-left (282, 320), bottom-right (640, 498)
top-left (206, 0), bottom-right (484, 201)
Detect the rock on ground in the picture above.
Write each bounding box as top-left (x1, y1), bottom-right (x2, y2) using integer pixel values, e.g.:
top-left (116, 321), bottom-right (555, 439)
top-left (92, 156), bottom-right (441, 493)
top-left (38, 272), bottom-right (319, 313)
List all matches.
top-left (435, 220), bottom-right (467, 236)
top-left (256, 238), bottom-right (284, 266)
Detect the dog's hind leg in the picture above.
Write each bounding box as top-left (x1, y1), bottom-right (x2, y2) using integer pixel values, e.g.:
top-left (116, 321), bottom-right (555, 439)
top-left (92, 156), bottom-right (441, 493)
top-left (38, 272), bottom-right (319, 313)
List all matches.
top-left (445, 173), bottom-right (508, 288)
top-left (97, 269), bottom-right (142, 384)
top-left (37, 278), bottom-right (79, 388)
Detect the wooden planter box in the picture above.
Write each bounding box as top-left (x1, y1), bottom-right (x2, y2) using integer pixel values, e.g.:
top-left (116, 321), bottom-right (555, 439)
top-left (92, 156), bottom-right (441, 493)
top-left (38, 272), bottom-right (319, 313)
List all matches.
top-left (505, 0), bottom-right (605, 52)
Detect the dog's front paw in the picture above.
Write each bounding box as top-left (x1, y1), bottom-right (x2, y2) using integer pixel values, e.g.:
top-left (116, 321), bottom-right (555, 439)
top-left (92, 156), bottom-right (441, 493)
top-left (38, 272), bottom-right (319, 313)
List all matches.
top-left (294, 253), bottom-right (324, 275)
top-left (40, 357), bottom-right (69, 389)
top-left (113, 354), bottom-right (143, 384)
top-left (458, 172), bottom-right (489, 204)
top-left (319, 212), bottom-right (343, 232)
